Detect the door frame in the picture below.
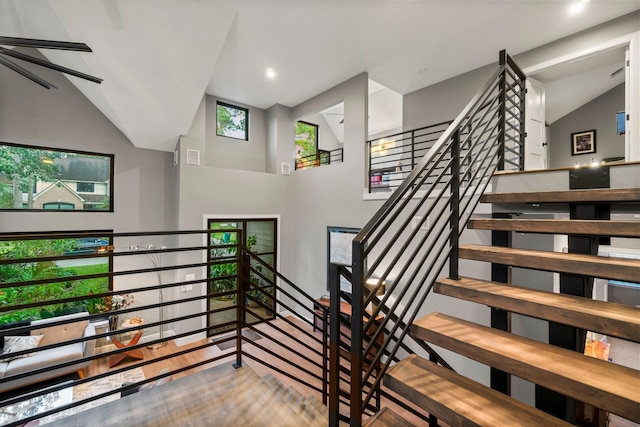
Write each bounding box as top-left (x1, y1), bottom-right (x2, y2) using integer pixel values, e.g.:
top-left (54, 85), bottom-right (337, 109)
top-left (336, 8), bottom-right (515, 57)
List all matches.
top-left (202, 214), bottom-right (281, 334)
top-left (522, 31), bottom-right (639, 164)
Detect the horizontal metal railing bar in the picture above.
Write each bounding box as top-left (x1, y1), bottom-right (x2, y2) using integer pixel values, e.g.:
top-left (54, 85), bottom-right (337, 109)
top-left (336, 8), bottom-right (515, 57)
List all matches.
top-left (9, 340), bottom-right (235, 427)
top-left (363, 210), bottom-right (453, 352)
top-left (244, 325), bottom-right (326, 377)
top-left (362, 248), bottom-right (453, 405)
top-left (367, 120), bottom-right (453, 144)
top-left (364, 141), bottom-right (454, 257)
top-left (364, 153), bottom-right (454, 266)
top-left (357, 67), bottom-right (503, 244)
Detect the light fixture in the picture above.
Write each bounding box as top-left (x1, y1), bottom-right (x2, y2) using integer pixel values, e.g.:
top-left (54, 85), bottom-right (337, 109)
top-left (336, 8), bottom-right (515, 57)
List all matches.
top-left (590, 157), bottom-right (599, 168)
top-left (568, 0), bottom-right (589, 16)
top-left (265, 67), bottom-right (276, 79)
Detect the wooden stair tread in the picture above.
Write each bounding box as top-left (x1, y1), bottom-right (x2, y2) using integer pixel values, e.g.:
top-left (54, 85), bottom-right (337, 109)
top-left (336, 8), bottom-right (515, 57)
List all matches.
top-left (363, 407), bottom-right (416, 427)
top-left (468, 218), bottom-right (640, 238)
top-left (411, 313), bottom-right (640, 422)
top-left (435, 277), bottom-right (640, 342)
top-left (459, 244), bottom-right (640, 283)
top-left (480, 188), bottom-right (640, 204)
top-left (385, 355), bottom-right (573, 427)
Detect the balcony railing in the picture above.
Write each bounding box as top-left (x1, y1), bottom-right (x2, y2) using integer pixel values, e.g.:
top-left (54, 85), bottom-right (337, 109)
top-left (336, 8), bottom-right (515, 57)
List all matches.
top-left (295, 147), bottom-right (343, 170)
top-left (367, 121), bottom-right (451, 193)
top-left (0, 229), bottom-right (329, 427)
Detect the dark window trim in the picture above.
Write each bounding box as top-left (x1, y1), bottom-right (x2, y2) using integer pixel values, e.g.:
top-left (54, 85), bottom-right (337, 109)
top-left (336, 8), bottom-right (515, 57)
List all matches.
top-left (0, 141), bottom-right (115, 213)
top-left (216, 101), bottom-right (249, 141)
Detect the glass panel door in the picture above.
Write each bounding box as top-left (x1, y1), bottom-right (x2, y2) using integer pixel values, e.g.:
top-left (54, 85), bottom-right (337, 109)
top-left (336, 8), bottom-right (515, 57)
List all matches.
top-left (207, 218), bottom-right (277, 336)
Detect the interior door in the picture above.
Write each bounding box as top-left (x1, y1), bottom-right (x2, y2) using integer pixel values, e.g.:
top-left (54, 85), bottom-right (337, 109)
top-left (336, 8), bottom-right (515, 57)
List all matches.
top-left (524, 78), bottom-right (548, 170)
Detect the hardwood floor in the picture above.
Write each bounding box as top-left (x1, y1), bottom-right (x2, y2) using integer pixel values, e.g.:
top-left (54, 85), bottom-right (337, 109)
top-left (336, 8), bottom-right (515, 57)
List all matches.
top-left (83, 315), bottom-right (431, 426)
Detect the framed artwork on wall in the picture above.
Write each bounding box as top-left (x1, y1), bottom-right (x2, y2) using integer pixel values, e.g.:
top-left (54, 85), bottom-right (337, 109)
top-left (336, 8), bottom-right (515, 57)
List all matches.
top-left (571, 129), bottom-right (596, 155)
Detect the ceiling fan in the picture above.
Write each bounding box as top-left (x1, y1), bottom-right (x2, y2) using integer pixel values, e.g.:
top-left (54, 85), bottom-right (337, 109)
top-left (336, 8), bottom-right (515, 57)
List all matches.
top-left (0, 36), bottom-right (102, 89)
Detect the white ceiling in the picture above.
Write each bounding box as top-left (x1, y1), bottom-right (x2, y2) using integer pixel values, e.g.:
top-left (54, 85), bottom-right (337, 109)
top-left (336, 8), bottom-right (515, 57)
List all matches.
top-left (1, 0), bottom-right (638, 152)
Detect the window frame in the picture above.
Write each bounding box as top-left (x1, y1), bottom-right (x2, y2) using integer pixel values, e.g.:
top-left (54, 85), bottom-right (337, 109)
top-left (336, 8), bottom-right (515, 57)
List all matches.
top-left (216, 102), bottom-right (249, 141)
top-left (295, 121), bottom-right (319, 170)
top-left (0, 141), bottom-right (114, 213)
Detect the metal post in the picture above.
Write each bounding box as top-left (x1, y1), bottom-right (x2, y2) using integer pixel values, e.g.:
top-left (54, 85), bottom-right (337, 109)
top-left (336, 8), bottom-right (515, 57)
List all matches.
top-left (233, 231), bottom-right (245, 369)
top-left (449, 129), bottom-right (461, 280)
top-left (497, 50), bottom-right (507, 171)
top-left (350, 242), bottom-right (365, 426)
top-left (329, 263), bottom-right (341, 427)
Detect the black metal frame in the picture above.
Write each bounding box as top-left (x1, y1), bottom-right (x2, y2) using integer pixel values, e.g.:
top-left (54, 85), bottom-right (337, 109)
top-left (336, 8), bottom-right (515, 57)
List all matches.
top-left (0, 141), bottom-right (115, 212)
top-left (216, 101), bottom-right (250, 141)
top-left (333, 50), bottom-right (526, 426)
top-left (0, 228), bottom-right (330, 427)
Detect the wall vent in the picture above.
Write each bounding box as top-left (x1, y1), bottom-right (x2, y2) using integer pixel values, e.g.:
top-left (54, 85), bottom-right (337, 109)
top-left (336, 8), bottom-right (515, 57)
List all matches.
top-left (186, 149), bottom-right (200, 165)
top-left (281, 162), bottom-right (291, 175)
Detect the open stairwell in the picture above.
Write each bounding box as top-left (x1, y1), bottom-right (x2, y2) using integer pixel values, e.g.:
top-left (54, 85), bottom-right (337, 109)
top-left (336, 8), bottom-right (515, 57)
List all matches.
top-left (374, 187), bottom-right (640, 426)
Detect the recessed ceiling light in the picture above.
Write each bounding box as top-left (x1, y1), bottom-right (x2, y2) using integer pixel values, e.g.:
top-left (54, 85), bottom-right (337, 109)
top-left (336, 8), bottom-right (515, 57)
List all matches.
top-left (568, 0), bottom-right (589, 16)
top-left (265, 68), bottom-right (276, 79)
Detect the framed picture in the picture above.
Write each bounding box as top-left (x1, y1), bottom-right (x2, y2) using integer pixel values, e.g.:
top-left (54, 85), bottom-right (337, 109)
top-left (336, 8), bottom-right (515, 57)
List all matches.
top-left (571, 130), bottom-right (596, 155)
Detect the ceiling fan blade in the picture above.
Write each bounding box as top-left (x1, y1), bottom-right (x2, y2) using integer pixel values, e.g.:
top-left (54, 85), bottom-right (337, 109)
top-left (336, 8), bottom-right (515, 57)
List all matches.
top-left (0, 54), bottom-right (56, 89)
top-left (0, 36), bottom-right (92, 52)
top-left (0, 47), bottom-right (103, 84)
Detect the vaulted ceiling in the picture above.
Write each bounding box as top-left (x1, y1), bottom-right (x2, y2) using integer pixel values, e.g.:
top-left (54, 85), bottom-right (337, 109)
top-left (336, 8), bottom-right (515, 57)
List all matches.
top-left (1, 0), bottom-right (638, 151)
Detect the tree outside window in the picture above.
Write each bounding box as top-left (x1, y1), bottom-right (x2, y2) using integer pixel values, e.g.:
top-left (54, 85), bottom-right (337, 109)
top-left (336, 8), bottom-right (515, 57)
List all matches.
top-left (295, 121), bottom-right (319, 169)
top-left (216, 102), bottom-right (249, 140)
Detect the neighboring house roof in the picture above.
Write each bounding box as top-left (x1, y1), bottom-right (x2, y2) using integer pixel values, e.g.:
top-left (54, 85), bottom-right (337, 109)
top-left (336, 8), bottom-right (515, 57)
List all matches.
top-left (33, 180), bottom-right (85, 202)
top-left (54, 156), bottom-right (110, 183)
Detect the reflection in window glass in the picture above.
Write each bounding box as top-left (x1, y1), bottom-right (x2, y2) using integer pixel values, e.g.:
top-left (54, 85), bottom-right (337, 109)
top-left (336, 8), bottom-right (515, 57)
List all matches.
top-left (216, 102), bottom-right (249, 140)
top-left (0, 142), bottom-right (113, 211)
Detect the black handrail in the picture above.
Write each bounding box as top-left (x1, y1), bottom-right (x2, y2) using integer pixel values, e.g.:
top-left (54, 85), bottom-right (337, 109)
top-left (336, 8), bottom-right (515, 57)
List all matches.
top-left (337, 50), bottom-right (526, 425)
top-left (0, 229), bottom-right (335, 427)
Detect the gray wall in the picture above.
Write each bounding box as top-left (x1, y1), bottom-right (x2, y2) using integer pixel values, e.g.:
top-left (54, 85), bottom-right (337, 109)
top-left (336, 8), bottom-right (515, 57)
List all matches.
top-left (0, 50), bottom-right (176, 234)
top-left (403, 12), bottom-right (638, 161)
top-left (205, 95), bottom-right (267, 172)
top-left (549, 84), bottom-right (626, 168)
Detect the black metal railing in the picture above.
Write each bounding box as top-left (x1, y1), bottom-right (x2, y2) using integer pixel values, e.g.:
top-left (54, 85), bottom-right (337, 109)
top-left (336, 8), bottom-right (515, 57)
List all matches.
top-left (0, 229), bottom-right (330, 427)
top-left (332, 50), bottom-right (526, 426)
top-left (295, 147), bottom-right (343, 170)
top-left (367, 121), bottom-right (452, 193)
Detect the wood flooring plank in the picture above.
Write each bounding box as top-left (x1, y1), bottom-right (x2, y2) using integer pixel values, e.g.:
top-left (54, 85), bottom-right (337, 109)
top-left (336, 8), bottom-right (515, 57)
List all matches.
top-left (459, 244), bottom-right (640, 283)
top-left (385, 355), bottom-right (573, 427)
top-left (363, 407), bottom-right (416, 427)
top-left (411, 313), bottom-right (640, 422)
top-left (468, 218), bottom-right (640, 238)
top-left (435, 277), bottom-right (640, 342)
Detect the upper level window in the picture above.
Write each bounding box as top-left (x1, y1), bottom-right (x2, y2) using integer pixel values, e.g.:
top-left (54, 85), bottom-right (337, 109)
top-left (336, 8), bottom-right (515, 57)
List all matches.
top-left (216, 102), bottom-right (249, 140)
top-left (295, 121), bottom-right (319, 170)
top-left (77, 182), bottom-right (95, 193)
top-left (0, 142), bottom-right (113, 212)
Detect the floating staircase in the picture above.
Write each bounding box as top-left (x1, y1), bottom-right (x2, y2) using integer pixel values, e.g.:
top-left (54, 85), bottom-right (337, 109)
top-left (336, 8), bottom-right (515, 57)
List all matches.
top-left (378, 187), bottom-right (640, 426)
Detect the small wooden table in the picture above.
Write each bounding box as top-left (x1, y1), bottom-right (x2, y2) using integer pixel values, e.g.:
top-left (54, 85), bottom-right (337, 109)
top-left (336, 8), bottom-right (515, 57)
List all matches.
top-left (109, 317), bottom-right (144, 368)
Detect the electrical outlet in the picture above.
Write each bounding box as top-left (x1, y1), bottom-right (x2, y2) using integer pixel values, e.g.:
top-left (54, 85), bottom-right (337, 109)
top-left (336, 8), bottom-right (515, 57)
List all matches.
top-left (411, 216), bottom-right (430, 230)
top-left (185, 273), bottom-right (195, 281)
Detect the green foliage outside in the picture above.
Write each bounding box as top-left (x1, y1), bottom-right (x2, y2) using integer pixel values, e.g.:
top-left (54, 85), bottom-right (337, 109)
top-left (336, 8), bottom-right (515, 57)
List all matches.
top-left (0, 145), bottom-right (63, 209)
top-left (295, 121), bottom-right (318, 159)
top-left (0, 239), bottom-right (110, 324)
top-left (216, 104), bottom-right (248, 140)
